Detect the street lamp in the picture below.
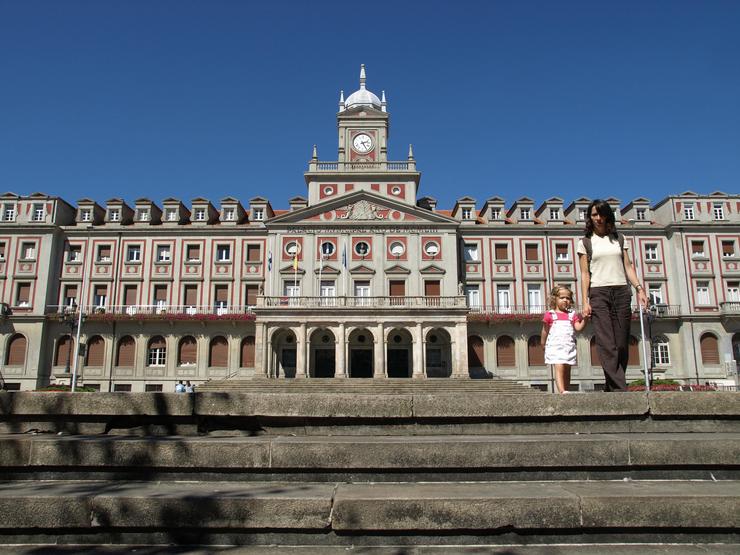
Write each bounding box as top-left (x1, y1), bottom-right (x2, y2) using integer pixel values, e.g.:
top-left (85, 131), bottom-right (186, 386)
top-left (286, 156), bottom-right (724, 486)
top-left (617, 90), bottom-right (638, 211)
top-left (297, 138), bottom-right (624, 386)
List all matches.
top-left (71, 224), bottom-right (94, 392)
top-left (58, 304), bottom-right (77, 380)
top-left (627, 218), bottom-right (650, 389)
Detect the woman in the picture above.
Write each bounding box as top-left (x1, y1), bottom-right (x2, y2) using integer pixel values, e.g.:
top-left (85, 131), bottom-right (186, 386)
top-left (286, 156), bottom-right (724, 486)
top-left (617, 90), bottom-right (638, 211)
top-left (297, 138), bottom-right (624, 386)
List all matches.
top-left (578, 200), bottom-right (648, 391)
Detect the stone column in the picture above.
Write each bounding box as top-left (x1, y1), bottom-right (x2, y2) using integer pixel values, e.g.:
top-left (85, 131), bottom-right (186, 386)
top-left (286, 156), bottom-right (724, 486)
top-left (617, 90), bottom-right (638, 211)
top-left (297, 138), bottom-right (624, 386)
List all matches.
top-left (413, 323), bottom-right (424, 378)
top-left (453, 322), bottom-right (469, 377)
top-left (374, 322), bottom-right (385, 378)
top-left (335, 323), bottom-right (346, 377)
top-left (296, 323), bottom-right (307, 378)
top-left (254, 322), bottom-right (267, 377)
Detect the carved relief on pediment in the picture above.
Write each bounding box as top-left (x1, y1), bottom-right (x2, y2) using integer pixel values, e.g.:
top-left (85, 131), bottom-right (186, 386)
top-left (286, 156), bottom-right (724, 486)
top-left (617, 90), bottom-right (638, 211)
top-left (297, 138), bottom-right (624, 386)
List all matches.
top-left (313, 199), bottom-right (417, 222)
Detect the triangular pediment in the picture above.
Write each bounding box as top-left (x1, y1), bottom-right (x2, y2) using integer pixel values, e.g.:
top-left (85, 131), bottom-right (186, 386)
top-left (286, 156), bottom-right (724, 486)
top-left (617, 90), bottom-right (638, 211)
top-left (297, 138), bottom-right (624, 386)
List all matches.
top-left (419, 264), bottom-right (446, 275)
top-left (349, 264), bottom-right (375, 275)
top-left (313, 265), bottom-right (340, 275)
top-left (385, 264), bottom-right (411, 274)
top-left (267, 190), bottom-right (458, 225)
top-left (279, 264), bottom-right (306, 275)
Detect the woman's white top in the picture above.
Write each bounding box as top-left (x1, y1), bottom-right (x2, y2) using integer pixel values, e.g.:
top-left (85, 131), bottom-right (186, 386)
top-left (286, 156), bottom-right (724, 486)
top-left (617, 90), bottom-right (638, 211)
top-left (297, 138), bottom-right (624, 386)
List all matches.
top-left (577, 234), bottom-right (629, 287)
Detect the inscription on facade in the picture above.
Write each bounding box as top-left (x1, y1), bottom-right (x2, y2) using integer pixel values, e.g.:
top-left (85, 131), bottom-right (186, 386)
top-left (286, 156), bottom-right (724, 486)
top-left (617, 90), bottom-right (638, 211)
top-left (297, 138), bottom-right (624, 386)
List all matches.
top-left (287, 226), bottom-right (439, 234)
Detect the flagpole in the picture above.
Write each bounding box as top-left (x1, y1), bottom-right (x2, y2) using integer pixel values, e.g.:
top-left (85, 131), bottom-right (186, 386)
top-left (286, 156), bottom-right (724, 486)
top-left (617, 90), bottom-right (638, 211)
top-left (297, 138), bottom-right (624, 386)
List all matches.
top-left (318, 248), bottom-right (324, 305)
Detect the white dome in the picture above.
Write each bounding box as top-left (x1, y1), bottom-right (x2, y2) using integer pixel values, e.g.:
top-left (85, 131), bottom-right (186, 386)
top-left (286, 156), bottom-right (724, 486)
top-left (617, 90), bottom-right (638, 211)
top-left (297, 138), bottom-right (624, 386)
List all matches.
top-left (343, 64), bottom-right (384, 110)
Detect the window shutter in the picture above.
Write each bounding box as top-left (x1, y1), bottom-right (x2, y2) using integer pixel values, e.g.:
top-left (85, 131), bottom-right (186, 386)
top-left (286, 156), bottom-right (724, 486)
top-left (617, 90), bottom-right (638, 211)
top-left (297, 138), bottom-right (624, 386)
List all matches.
top-left (700, 334), bottom-right (720, 364)
top-left (116, 336), bottom-right (135, 367)
top-left (178, 336), bottom-right (197, 365)
top-left (722, 241), bottom-right (734, 256)
top-left (215, 285), bottom-right (228, 302)
top-left (17, 284), bottom-right (30, 303)
top-left (247, 245), bottom-right (261, 262)
top-left (590, 336), bottom-right (601, 366)
top-left (389, 280), bottom-right (405, 297)
top-left (154, 285), bottom-right (167, 302)
top-left (241, 336), bottom-right (255, 367)
top-left (527, 335), bottom-right (545, 366)
top-left (424, 281), bottom-right (440, 297)
top-left (245, 284), bottom-right (259, 306)
top-left (525, 244), bottom-right (538, 261)
top-left (691, 241), bottom-right (703, 254)
top-left (86, 336), bottom-right (105, 367)
top-left (468, 336), bottom-right (484, 368)
top-left (55, 335), bottom-right (73, 366)
top-left (124, 285), bottom-right (137, 306)
top-left (95, 285), bottom-right (107, 298)
top-left (496, 335), bottom-right (515, 367)
top-left (184, 285), bottom-right (198, 306)
top-left (65, 285), bottom-right (77, 299)
top-left (187, 245), bottom-right (200, 260)
top-left (99, 245), bottom-right (111, 259)
top-left (628, 335), bottom-right (640, 367)
top-left (494, 244), bottom-right (508, 260)
top-left (6, 334), bottom-right (26, 366)
top-left (209, 336), bottom-right (228, 367)
top-left (555, 244), bottom-right (567, 258)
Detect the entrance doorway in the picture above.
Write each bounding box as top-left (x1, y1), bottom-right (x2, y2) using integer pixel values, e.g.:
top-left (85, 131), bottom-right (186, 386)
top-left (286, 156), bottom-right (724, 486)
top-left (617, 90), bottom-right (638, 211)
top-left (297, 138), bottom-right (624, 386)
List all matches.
top-left (387, 349), bottom-right (410, 378)
top-left (350, 349), bottom-right (373, 378)
top-left (314, 348), bottom-right (335, 378)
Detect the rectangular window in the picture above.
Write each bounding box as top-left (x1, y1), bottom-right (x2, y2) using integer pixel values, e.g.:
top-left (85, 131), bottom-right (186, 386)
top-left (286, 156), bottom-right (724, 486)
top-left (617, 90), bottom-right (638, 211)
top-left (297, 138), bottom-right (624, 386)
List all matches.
top-left (3, 204), bottom-right (16, 221)
top-left (520, 208), bottom-right (530, 220)
top-left (354, 280), bottom-right (370, 306)
top-left (216, 244), bottom-right (231, 262)
top-left (32, 204), bottom-right (44, 222)
top-left (253, 208), bottom-right (264, 221)
top-left (113, 384), bottom-right (132, 392)
top-left (156, 245), bottom-right (171, 263)
top-left (97, 245), bottom-right (111, 262)
top-left (494, 243), bottom-right (508, 261)
top-left (465, 285), bottom-right (480, 309)
top-left (578, 208), bottom-right (586, 221)
top-left (165, 209), bottom-right (178, 221)
top-left (145, 384), bottom-right (163, 392)
top-left (722, 241), bottom-right (736, 258)
top-left (93, 285), bottom-right (107, 307)
top-left (461, 208), bottom-right (472, 220)
top-left (67, 245), bottom-right (81, 262)
top-left (0, 242), bottom-right (6, 261)
top-left (123, 285), bottom-right (138, 307)
top-left (21, 242), bottom-right (35, 260)
top-left (549, 208), bottom-right (560, 220)
top-left (496, 284), bottom-right (511, 313)
top-left (524, 243), bottom-right (539, 262)
top-left (138, 208), bottom-right (150, 221)
top-left (153, 284), bottom-right (167, 311)
top-left (684, 203), bottom-right (695, 220)
top-left (636, 208), bottom-right (646, 221)
top-left (648, 283), bottom-right (664, 305)
top-left (184, 284), bottom-right (198, 308)
top-left (245, 284), bottom-right (259, 306)
top-left (16, 283), bottom-right (31, 306)
top-left (696, 281), bottom-right (711, 305)
top-left (726, 281), bottom-right (740, 302)
top-left (691, 241), bottom-right (705, 257)
top-left (645, 244), bottom-right (659, 261)
top-left (713, 203), bottom-right (725, 220)
top-left (224, 208), bottom-right (235, 221)
top-left (109, 209), bottom-right (120, 222)
top-left (80, 209), bottom-right (92, 222)
top-left (284, 282), bottom-right (300, 306)
top-left (389, 279), bottom-right (405, 302)
top-left (320, 280), bottom-right (336, 306)
top-left (214, 284), bottom-right (228, 312)
top-left (194, 208), bottom-right (206, 221)
top-left (527, 284), bottom-right (542, 313)
top-left (126, 245), bottom-right (141, 262)
top-left (186, 244), bottom-right (200, 262)
top-left (246, 244), bottom-right (261, 262)
top-left (463, 243), bottom-right (479, 262)
top-left (555, 244), bottom-right (569, 261)
top-left (490, 208), bottom-right (500, 220)
top-left (63, 284), bottom-right (77, 307)
top-left (652, 342), bottom-right (670, 366)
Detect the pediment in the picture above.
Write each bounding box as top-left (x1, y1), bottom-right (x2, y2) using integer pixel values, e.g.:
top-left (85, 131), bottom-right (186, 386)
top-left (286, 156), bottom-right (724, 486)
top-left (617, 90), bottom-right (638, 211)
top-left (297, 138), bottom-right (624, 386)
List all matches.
top-left (279, 264), bottom-right (306, 275)
top-left (349, 264), bottom-right (375, 275)
top-left (313, 264), bottom-right (340, 275)
top-left (419, 264), bottom-right (446, 275)
top-left (385, 264), bottom-right (411, 274)
top-left (267, 191), bottom-right (458, 225)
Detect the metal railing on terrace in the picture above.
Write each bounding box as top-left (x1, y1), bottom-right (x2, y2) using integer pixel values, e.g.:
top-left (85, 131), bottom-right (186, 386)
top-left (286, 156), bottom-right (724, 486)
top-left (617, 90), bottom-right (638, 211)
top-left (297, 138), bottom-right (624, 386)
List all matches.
top-left (308, 160), bottom-right (416, 172)
top-left (467, 304), bottom-right (682, 318)
top-left (257, 296), bottom-right (467, 309)
top-left (46, 305), bottom-right (256, 319)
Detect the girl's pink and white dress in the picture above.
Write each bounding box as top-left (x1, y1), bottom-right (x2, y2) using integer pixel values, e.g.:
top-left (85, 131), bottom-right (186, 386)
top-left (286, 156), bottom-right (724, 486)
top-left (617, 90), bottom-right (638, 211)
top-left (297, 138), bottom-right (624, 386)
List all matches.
top-left (543, 310), bottom-right (582, 365)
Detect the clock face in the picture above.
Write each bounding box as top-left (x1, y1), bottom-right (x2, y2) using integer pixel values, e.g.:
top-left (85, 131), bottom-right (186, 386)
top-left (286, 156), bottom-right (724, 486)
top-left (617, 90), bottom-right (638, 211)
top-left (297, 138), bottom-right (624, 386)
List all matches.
top-left (352, 133), bottom-right (374, 153)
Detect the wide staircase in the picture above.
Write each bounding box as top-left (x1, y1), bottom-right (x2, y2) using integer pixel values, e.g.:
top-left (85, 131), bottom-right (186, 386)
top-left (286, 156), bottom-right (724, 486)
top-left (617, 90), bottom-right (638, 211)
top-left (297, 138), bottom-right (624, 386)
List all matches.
top-left (0, 389), bottom-right (739, 553)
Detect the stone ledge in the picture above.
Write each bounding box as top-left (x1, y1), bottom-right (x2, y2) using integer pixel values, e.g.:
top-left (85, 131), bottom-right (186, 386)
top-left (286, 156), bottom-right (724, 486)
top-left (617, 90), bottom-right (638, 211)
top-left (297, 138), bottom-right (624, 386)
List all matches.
top-left (648, 391), bottom-right (740, 416)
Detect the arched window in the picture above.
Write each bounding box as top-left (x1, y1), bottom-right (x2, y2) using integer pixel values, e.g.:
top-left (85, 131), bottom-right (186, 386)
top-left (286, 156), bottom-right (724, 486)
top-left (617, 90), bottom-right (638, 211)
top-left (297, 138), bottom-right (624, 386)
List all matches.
top-left (652, 335), bottom-right (670, 366)
top-left (700, 333), bottom-right (720, 365)
top-left (209, 336), bottom-right (228, 367)
top-left (496, 335), bottom-right (515, 367)
top-left (85, 335), bottom-right (105, 367)
top-left (590, 336), bottom-right (600, 367)
top-left (527, 335), bottom-right (545, 366)
top-left (6, 334), bottom-right (27, 366)
top-left (628, 335), bottom-right (640, 367)
top-left (147, 336), bottom-right (166, 367)
top-left (116, 336), bottom-right (135, 367)
top-left (54, 335), bottom-right (74, 367)
top-left (468, 335), bottom-right (484, 368)
top-left (178, 336), bottom-right (197, 366)
top-left (240, 336), bottom-right (255, 367)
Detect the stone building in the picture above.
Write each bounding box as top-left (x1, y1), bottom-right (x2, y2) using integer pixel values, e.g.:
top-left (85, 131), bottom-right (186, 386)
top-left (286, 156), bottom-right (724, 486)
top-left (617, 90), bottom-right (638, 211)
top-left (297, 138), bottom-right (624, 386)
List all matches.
top-left (0, 67), bottom-right (738, 391)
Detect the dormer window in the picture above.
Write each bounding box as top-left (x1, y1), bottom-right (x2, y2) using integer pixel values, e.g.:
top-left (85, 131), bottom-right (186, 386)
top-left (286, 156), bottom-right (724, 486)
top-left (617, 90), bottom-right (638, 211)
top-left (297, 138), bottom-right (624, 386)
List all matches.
top-left (578, 208), bottom-right (586, 221)
top-left (2, 204), bottom-right (16, 222)
top-left (138, 208), bottom-right (150, 222)
top-left (165, 209), bottom-right (178, 222)
top-left (713, 203), bottom-right (725, 220)
top-left (109, 209), bottom-right (120, 222)
top-left (32, 204), bottom-right (45, 222)
top-left (490, 208), bottom-right (500, 220)
top-left (636, 208), bottom-right (646, 221)
top-left (549, 208), bottom-right (560, 220)
top-left (194, 208), bottom-right (206, 222)
top-left (461, 208), bottom-right (472, 220)
top-left (520, 208), bottom-right (531, 220)
top-left (81, 209), bottom-right (92, 222)
top-left (684, 203), bottom-right (695, 220)
top-left (254, 208), bottom-right (264, 221)
top-left (224, 208), bottom-right (235, 221)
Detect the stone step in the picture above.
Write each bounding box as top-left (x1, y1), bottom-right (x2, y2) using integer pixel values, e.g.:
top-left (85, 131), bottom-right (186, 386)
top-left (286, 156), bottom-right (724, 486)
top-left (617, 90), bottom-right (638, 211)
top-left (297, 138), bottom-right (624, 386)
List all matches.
top-left (0, 479), bottom-right (737, 545)
top-left (2, 433), bottom-right (738, 481)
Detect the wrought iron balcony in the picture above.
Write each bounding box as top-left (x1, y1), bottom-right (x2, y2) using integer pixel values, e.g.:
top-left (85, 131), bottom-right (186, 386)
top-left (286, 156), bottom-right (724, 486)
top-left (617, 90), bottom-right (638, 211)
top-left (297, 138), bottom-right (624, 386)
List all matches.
top-left (257, 296), bottom-right (467, 309)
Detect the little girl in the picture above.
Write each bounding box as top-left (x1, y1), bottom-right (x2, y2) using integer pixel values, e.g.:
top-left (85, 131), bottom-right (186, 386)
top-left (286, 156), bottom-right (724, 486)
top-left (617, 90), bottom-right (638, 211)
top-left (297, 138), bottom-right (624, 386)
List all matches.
top-left (541, 285), bottom-right (587, 394)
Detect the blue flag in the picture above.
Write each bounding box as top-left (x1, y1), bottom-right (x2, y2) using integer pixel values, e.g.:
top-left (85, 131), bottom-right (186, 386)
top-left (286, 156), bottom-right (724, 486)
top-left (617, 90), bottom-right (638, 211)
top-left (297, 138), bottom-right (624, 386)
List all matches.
top-left (341, 245), bottom-right (347, 268)
top-left (267, 250), bottom-right (272, 271)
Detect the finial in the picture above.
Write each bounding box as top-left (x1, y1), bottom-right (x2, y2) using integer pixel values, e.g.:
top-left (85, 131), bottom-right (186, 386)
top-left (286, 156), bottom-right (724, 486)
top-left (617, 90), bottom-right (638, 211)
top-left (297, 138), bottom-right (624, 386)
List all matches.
top-left (338, 90), bottom-right (345, 112)
top-left (381, 90), bottom-right (387, 112)
top-left (312, 145), bottom-right (318, 160)
top-left (408, 144), bottom-right (414, 160)
top-left (359, 64), bottom-right (366, 89)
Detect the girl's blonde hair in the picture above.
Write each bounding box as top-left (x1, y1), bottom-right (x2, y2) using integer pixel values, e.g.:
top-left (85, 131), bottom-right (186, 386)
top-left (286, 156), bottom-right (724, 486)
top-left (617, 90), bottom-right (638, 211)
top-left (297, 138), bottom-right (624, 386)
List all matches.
top-left (549, 285), bottom-right (574, 310)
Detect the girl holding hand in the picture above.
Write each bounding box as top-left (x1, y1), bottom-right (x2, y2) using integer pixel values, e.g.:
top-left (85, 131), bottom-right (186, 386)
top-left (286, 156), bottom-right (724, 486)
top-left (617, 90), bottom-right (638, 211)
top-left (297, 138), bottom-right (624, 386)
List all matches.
top-left (541, 285), bottom-right (587, 394)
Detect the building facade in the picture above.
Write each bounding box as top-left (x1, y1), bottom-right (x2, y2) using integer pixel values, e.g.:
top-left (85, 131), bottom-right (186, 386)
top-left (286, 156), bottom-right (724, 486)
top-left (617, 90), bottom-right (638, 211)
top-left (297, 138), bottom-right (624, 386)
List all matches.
top-left (1, 67), bottom-right (739, 391)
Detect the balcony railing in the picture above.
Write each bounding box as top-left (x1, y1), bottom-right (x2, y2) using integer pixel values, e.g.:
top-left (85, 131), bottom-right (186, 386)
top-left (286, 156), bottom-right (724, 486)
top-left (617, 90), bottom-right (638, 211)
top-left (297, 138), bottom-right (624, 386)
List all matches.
top-left (46, 305), bottom-right (256, 320)
top-left (720, 301), bottom-right (740, 315)
top-left (467, 304), bottom-right (682, 319)
top-left (308, 160), bottom-right (416, 172)
top-left (257, 296), bottom-right (467, 309)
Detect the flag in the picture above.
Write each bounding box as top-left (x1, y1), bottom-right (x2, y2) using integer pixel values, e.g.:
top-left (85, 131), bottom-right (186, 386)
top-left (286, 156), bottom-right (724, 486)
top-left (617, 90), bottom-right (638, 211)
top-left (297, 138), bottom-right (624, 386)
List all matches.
top-left (341, 245), bottom-right (347, 268)
top-left (267, 251), bottom-right (272, 271)
top-left (293, 254), bottom-right (298, 271)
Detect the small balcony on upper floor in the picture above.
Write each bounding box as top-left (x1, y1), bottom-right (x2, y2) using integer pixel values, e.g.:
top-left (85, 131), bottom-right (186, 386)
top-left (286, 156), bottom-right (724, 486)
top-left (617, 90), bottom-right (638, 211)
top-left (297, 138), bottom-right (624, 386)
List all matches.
top-left (720, 301), bottom-right (740, 319)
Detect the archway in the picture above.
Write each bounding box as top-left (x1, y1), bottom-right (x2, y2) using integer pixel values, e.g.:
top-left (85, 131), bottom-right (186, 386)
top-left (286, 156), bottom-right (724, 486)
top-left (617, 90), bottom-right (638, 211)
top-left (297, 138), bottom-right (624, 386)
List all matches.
top-left (270, 328), bottom-right (297, 378)
top-left (386, 328), bottom-right (413, 378)
top-left (425, 328), bottom-right (452, 378)
top-left (348, 328), bottom-right (374, 378)
top-left (310, 328), bottom-right (336, 378)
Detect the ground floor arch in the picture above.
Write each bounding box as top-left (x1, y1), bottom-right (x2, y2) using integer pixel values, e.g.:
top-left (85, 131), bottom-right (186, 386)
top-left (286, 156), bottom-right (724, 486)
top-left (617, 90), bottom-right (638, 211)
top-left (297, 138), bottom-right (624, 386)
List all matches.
top-left (310, 328), bottom-right (336, 378)
top-left (348, 327), bottom-right (374, 378)
top-left (386, 327), bottom-right (413, 378)
top-left (270, 328), bottom-right (297, 378)
top-left (425, 328), bottom-right (452, 378)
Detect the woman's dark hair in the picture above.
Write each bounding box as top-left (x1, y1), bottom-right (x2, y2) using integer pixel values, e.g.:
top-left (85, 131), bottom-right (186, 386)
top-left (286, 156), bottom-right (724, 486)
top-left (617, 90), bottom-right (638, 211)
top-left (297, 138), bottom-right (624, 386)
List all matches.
top-left (584, 199), bottom-right (617, 238)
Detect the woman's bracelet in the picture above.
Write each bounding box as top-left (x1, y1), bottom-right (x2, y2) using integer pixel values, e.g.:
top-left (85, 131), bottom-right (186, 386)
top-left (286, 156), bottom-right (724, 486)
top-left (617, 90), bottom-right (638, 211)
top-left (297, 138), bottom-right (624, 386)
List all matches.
top-left (633, 284), bottom-right (643, 291)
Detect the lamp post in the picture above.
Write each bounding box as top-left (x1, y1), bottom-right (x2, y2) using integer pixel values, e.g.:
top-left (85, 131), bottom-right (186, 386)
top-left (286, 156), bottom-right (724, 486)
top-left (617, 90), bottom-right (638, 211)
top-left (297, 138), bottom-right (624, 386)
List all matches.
top-left (628, 219), bottom-right (650, 389)
top-left (58, 304), bottom-right (77, 381)
top-left (71, 224), bottom-right (94, 392)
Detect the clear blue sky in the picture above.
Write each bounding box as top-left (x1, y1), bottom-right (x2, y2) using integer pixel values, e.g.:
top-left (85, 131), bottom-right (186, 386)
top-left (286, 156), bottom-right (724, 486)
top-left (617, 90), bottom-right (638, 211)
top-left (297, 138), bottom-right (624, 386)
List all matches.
top-left (1, 0), bottom-right (738, 210)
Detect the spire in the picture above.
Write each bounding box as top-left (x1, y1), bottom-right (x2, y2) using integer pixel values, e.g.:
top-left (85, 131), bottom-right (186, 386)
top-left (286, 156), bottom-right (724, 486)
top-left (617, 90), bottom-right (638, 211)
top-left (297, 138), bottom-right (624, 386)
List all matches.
top-left (312, 144), bottom-right (318, 160)
top-left (338, 90), bottom-right (345, 112)
top-left (359, 64), bottom-right (366, 90)
top-left (408, 144), bottom-right (414, 160)
top-left (381, 90), bottom-right (387, 112)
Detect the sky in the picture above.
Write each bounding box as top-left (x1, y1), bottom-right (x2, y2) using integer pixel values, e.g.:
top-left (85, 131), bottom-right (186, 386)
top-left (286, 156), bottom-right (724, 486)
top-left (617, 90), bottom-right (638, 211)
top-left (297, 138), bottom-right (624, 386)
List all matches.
top-left (1, 0), bottom-right (739, 210)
